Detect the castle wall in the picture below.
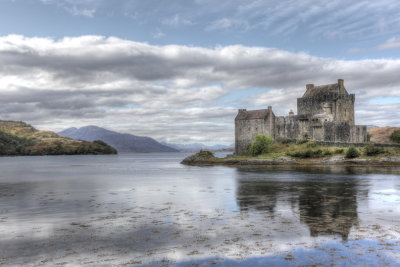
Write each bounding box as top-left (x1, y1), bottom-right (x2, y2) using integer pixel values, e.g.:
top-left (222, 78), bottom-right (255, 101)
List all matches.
top-left (235, 117), bottom-right (274, 154)
top-left (350, 125), bottom-right (367, 143)
top-left (297, 97), bottom-right (325, 116)
top-left (323, 122), bottom-right (351, 142)
top-left (336, 94), bottom-right (355, 124)
top-left (274, 116), bottom-right (312, 140)
top-left (235, 80), bottom-right (367, 155)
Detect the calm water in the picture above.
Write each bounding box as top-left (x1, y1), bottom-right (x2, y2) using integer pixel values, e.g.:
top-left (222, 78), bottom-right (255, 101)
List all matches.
top-left (1, 153), bottom-right (400, 266)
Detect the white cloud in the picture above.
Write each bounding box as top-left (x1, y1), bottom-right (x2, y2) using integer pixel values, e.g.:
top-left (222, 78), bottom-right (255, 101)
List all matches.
top-left (162, 14), bottom-right (192, 26)
top-left (153, 29), bottom-right (165, 39)
top-left (37, 0), bottom-right (400, 42)
top-left (0, 35), bottom-right (400, 144)
top-left (67, 6), bottom-right (96, 17)
top-left (376, 37), bottom-right (400, 50)
top-left (206, 18), bottom-right (249, 31)
top-left (41, 0), bottom-right (97, 18)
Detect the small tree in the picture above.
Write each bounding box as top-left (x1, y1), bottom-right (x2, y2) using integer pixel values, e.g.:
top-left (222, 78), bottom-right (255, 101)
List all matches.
top-left (346, 145), bottom-right (360, 158)
top-left (249, 135), bottom-right (273, 156)
top-left (364, 143), bottom-right (384, 156)
top-left (390, 130), bottom-right (400, 144)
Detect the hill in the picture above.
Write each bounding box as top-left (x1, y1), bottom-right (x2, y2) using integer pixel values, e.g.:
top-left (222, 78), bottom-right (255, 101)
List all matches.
top-left (0, 121), bottom-right (117, 156)
top-left (161, 142), bottom-right (234, 152)
top-left (368, 127), bottom-right (400, 144)
top-left (58, 126), bottom-right (177, 153)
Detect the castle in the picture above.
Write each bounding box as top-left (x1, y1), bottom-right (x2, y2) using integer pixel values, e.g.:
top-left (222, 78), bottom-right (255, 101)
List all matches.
top-left (235, 79), bottom-right (367, 154)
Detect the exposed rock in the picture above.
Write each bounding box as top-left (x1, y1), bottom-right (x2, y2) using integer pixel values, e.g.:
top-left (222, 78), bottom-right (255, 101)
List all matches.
top-left (276, 156), bottom-right (297, 163)
top-left (324, 156), bottom-right (345, 163)
top-left (181, 150), bottom-right (217, 165)
top-left (379, 156), bottom-right (400, 163)
top-left (344, 158), bottom-right (370, 164)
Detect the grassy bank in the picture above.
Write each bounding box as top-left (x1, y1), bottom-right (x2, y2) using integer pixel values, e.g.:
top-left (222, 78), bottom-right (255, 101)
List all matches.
top-left (236, 139), bottom-right (400, 160)
top-left (181, 138), bottom-right (400, 166)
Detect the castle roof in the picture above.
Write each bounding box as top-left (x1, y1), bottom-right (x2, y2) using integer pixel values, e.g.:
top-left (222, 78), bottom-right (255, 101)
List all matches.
top-left (235, 109), bottom-right (273, 120)
top-left (303, 83), bottom-right (348, 97)
top-left (302, 83), bottom-right (339, 98)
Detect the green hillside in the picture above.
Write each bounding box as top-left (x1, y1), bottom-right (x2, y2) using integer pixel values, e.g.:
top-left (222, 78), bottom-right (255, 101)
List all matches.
top-left (0, 120), bottom-right (117, 156)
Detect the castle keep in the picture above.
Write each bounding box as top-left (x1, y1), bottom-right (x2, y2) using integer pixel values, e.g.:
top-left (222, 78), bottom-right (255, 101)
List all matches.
top-left (235, 79), bottom-right (367, 154)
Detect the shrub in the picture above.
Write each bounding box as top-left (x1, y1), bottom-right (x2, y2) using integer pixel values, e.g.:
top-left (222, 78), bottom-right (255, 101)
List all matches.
top-left (93, 140), bottom-right (108, 146)
top-left (322, 149), bottom-right (332, 156)
top-left (249, 135), bottom-right (273, 156)
top-left (364, 143), bottom-right (384, 156)
top-left (345, 145), bottom-right (360, 158)
top-left (296, 138), bottom-right (308, 145)
top-left (390, 130), bottom-right (400, 144)
top-left (334, 148), bottom-right (344, 154)
top-left (287, 148), bottom-right (322, 158)
top-left (306, 140), bottom-right (318, 148)
top-left (276, 137), bottom-right (292, 144)
top-left (197, 150), bottom-right (214, 158)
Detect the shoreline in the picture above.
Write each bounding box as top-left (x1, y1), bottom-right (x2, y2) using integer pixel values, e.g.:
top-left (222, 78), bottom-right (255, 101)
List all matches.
top-left (181, 153), bottom-right (400, 167)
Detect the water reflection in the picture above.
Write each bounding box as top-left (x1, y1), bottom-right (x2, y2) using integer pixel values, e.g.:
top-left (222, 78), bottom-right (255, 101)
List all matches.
top-left (235, 166), bottom-right (400, 241)
top-left (0, 155), bottom-right (400, 266)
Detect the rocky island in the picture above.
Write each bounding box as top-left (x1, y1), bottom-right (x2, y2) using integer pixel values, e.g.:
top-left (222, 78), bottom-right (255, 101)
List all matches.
top-left (182, 80), bottom-right (400, 167)
top-left (181, 141), bottom-right (400, 167)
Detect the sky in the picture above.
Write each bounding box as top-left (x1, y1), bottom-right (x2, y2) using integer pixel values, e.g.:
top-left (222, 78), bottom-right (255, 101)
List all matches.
top-left (0, 0), bottom-right (400, 145)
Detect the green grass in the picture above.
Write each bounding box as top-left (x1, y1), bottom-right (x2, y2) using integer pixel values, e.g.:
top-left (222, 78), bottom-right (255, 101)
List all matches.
top-left (233, 140), bottom-right (400, 160)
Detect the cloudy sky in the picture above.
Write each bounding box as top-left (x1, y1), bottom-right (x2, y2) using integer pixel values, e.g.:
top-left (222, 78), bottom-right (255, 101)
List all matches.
top-left (1, 0), bottom-right (400, 145)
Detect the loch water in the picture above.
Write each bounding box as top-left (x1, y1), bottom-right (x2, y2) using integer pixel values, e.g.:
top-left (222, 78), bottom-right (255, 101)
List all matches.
top-left (1, 153), bottom-right (400, 266)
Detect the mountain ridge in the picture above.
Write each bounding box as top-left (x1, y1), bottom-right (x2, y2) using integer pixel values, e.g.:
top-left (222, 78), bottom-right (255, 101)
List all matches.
top-left (58, 125), bottom-right (177, 153)
top-left (161, 141), bottom-right (234, 152)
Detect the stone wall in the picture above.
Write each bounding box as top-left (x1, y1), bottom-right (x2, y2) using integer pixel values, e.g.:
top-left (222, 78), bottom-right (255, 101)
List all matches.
top-left (235, 117), bottom-right (274, 154)
top-left (235, 80), bottom-right (367, 155)
top-left (350, 125), bottom-right (367, 143)
top-left (336, 94), bottom-right (355, 124)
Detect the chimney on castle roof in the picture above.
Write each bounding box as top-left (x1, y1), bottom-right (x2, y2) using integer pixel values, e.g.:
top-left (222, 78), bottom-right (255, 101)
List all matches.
top-left (338, 79), bottom-right (345, 94)
top-left (306, 84), bottom-right (314, 91)
top-left (268, 106), bottom-right (272, 112)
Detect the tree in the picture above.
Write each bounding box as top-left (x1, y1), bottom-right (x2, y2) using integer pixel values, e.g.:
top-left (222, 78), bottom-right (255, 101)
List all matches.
top-left (364, 143), bottom-right (383, 156)
top-left (249, 135), bottom-right (273, 156)
top-left (390, 130), bottom-right (400, 144)
top-left (346, 145), bottom-right (360, 158)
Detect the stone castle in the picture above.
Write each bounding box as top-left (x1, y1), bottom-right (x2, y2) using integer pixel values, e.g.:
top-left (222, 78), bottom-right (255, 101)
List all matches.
top-left (235, 79), bottom-right (367, 154)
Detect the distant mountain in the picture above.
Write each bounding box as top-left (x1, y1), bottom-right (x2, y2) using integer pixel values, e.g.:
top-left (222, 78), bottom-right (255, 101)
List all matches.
top-left (161, 142), bottom-right (234, 152)
top-left (367, 125), bottom-right (379, 130)
top-left (368, 126), bottom-right (400, 144)
top-left (58, 126), bottom-right (177, 153)
top-left (0, 120), bottom-right (117, 156)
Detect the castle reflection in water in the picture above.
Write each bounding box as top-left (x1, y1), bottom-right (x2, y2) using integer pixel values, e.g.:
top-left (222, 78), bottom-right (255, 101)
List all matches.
top-left (235, 166), bottom-right (379, 240)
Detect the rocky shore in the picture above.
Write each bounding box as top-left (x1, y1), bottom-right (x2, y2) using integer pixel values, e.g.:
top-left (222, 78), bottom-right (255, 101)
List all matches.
top-left (181, 151), bottom-right (400, 167)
